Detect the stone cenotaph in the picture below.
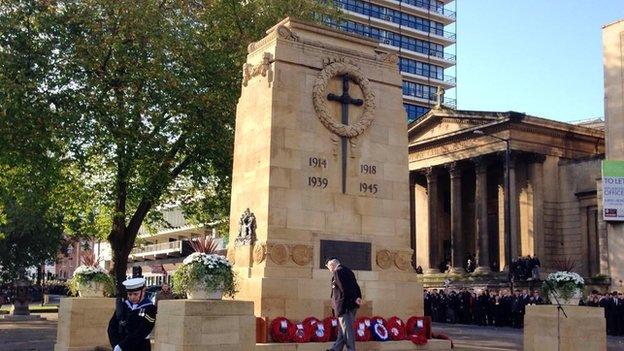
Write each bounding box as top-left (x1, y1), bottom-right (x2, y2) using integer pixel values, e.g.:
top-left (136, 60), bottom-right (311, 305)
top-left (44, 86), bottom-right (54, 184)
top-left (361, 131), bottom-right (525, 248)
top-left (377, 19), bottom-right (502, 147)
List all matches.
top-left (228, 17), bottom-right (423, 322)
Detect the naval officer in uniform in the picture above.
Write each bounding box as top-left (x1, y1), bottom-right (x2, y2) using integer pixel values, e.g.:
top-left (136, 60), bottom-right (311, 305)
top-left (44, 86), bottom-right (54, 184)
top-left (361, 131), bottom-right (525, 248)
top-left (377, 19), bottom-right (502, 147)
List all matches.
top-left (107, 277), bottom-right (156, 351)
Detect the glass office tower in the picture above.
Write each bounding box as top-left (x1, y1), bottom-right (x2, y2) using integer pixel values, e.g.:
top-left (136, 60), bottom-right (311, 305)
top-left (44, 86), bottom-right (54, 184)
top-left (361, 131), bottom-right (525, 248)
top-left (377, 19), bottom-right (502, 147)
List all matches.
top-left (332, 0), bottom-right (456, 122)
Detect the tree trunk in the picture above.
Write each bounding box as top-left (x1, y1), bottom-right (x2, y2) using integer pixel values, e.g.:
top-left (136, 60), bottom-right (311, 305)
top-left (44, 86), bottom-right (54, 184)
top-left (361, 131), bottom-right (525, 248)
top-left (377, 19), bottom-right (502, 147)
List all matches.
top-left (110, 213), bottom-right (150, 296)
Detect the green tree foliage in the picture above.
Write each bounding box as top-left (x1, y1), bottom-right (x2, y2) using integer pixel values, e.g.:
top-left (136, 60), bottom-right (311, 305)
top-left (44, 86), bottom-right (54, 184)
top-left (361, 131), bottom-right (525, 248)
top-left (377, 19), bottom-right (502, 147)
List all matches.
top-left (0, 0), bottom-right (339, 290)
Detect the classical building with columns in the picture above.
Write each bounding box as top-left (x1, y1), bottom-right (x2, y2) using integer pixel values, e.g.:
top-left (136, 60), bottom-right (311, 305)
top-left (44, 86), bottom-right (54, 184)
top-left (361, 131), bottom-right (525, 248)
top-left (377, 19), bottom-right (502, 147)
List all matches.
top-left (408, 107), bottom-right (607, 280)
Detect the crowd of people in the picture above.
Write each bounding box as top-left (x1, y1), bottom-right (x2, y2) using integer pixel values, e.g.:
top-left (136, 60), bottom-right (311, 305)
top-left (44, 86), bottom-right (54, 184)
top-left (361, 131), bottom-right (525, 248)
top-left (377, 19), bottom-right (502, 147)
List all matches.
top-left (586, 290), bottom-right (624, 336)
top-left (508, 256), bottom-right (541, 281)
top-left (425, 287), bottom-right (624, 336)
top-left (424, 288), bottom-right (543, 328)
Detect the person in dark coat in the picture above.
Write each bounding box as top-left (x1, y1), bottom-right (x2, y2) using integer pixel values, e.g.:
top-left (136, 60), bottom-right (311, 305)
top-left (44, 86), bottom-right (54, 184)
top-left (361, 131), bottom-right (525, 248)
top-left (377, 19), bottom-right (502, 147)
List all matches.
top-left (108, 277), bottom-right (156, 351)
top-left (326, 257), bottom-right (362, 351)
top-left (424, 289), bottom-right (432, 317)
top-left (475, 290), bottom-right (489, 326)
top-left (511, 289), bottom-right (525, 328)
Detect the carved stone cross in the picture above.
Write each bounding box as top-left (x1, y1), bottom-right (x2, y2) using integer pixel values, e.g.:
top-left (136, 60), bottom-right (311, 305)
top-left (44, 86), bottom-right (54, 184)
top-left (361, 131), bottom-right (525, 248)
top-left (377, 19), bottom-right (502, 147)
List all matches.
top-left (327, 74), bottom-right (363, 194)
top-left (434, 85), bottom-right (445, 109)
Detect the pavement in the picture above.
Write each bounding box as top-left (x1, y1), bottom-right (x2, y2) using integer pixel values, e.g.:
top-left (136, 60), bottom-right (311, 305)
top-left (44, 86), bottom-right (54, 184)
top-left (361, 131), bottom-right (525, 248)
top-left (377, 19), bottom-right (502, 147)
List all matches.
top-left (432, 322), bottom-right (624, 351)
top-left (2, 313), bottom-right (624, 351)
top-left (0, 313), bottom-right (57, 351)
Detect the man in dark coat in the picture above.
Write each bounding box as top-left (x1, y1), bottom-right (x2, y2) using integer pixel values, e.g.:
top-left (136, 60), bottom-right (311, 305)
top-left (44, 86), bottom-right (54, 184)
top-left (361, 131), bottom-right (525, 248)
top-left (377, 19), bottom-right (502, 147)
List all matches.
top-left (326, 257), bottom-right (362, 351)
top-left (108, 277), bottom-right (156, 351)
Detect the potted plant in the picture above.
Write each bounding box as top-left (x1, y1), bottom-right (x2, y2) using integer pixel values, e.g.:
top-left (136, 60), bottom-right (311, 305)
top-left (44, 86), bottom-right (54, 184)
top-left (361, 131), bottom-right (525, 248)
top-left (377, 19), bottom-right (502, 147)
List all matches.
top-left (68, 251), bottom-right (113, 298)
top-left (172, 235), bottom-right (236, 299)
top-left (541, 271), bottom-right (585, 305)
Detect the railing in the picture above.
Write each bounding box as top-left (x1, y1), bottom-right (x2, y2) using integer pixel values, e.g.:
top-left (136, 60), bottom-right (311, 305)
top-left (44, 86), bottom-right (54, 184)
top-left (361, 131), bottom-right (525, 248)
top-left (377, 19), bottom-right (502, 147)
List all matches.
top-left (434, 52), bottom-right (456, 62)
top-left (131, 240), bottom-right (183, 256)
top-left (401, 0), bottom-right (457, 19)
top-left (442, 97), bottom-right (457, 109)
top-left (401, 72), bottom-right (456, 85)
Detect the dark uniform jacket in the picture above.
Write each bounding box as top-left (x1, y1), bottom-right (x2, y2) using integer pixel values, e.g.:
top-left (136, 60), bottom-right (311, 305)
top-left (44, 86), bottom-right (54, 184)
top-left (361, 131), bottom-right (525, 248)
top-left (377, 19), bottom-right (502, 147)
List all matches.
top-left (331, 265), bottom-right (362, 317)
top-left (108, 297), bottom-right (156, 351)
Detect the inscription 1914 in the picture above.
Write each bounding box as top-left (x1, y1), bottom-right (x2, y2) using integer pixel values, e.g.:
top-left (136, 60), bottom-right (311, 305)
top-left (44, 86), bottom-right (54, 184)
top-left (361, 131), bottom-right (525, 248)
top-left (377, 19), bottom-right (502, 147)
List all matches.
top-left (307, 156), bottom-right (328, 189)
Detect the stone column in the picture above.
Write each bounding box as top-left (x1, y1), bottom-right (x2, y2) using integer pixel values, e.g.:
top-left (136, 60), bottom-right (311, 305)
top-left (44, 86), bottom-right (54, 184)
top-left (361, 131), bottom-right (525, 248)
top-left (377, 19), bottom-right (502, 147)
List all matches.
top-left (528, 154), bottom-right (546, 262)
top-left (509, 155), bottom-right (520, 261)
top-left (473, 157), bottom-right (490, 274)
top-left (425, 167), bottom-right (440, 274)
top-left (448, 162), bottom-right (465, 274)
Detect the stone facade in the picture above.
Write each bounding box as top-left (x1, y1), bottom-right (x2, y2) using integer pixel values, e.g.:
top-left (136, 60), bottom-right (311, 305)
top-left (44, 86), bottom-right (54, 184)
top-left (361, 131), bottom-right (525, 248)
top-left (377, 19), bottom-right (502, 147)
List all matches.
top-left (602, 19), bottom-right (624, 291)
top-left (228, 18), bottom-right (422, 321)
top-left (408, 108), bottom-right (606, 278)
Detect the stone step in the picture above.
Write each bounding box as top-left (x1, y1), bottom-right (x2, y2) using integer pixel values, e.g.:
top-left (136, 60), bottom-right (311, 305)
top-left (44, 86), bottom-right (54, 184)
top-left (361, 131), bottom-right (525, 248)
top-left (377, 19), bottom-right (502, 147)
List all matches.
top-left (255, 339), bottom-right (451, 350)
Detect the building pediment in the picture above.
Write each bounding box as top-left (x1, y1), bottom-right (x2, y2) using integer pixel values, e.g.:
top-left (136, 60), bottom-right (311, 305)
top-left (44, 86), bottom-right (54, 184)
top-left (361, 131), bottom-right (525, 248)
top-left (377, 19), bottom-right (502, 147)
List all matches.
top-left (408, 110), bottom-right (504, 144)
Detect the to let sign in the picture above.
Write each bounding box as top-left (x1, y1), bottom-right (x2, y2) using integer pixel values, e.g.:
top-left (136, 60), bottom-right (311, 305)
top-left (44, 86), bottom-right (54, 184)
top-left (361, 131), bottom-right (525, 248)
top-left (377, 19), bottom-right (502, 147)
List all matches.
top-left (602, 160), bottom-right (624, 221)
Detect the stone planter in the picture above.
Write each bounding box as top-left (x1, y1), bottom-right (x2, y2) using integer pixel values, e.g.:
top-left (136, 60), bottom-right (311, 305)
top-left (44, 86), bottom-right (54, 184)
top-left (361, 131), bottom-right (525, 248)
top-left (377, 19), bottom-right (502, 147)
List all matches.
top-left (549, 288), bottom-right (582, 306)
top-left (77, 281), bottom-right (105, 298)
top-left (187, 283), bottom-right (223, 300)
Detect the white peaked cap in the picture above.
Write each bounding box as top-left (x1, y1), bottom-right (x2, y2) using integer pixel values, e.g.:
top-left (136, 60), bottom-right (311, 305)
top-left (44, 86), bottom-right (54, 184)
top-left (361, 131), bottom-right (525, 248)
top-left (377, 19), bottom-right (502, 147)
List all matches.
top-left (122, 277), bottom-right (146, 291)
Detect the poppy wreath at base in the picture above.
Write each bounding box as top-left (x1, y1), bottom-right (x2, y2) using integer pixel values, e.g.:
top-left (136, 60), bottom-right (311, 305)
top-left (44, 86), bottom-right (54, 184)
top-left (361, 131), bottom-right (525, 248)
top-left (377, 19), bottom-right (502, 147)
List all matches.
top-left (303, 317), bottom-right (330, 342)
top-left (410, 333), bottom-right (428, 345)
top-left (270, 317), bottom-right (295, 343)
top-left (386, 316), bottom-right (406, 341)
top-left (370, 316), bottom-right (387, 328)
top-left (322, 316), bottom-right (340, 341)
top-left (292, 321), bottom-right (313, 343)
top-left (405, 316), bottom-right (427, 339)
top-left (354, 317), bottom-right (372, 341)
top-left (370, 320), bottom-right (389, 341)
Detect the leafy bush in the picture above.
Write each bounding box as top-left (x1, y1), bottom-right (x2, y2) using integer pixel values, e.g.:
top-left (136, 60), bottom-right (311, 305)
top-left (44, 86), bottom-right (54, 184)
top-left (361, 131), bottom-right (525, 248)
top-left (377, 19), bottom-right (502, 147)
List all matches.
top-left (172, 252), bottom-right (236, 297)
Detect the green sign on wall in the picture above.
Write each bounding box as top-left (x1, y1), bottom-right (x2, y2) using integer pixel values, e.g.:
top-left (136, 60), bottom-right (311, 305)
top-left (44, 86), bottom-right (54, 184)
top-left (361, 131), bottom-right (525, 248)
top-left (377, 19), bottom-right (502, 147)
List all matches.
top-left (602, 160), bottom-right (624, 221)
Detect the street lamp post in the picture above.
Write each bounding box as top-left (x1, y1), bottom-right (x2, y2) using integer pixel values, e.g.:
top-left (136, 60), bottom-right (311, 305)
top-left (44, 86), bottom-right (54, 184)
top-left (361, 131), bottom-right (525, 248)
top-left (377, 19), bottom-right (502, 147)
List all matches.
top-left (474, 130), bottom-right (511, 271)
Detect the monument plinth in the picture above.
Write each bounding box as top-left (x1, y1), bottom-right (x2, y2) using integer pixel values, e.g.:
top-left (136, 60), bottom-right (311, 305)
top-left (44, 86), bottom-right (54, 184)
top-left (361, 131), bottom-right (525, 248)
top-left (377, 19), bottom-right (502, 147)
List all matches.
top-left (54, 297), bottom-right (115, 351)
top-left (153, 300), bottom-right (256, 351)
top-left (523, 305), bottom-right (606, 351)
top-left (228, 17), bottom-right (422, 321)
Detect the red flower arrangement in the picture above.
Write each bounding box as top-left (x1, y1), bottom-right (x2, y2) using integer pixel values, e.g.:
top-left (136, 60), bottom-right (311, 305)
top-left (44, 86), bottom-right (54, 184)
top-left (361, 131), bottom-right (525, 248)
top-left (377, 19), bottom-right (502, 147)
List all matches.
top-left (303, 317), bottom-right (330, 342)
top-left (410, 333), bottom-right (428, 345)
top-left (323, 316), bottom-right (340, 341)
top-left (354, 317), bottom-right (372, 341)
top-left (386, 316), bottom-right (406, 341)
top-left (270, 317), bottom-right (295, 343)
top-left (292, 321), bottom-right (313, 343)
top-left (405, 316), bottom-right (427, 339)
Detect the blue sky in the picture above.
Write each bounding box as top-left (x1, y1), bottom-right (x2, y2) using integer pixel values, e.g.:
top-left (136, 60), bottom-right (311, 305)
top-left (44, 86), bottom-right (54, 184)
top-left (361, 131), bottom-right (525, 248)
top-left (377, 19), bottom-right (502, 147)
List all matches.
top-left (453, 0), bottom-right (623, 122)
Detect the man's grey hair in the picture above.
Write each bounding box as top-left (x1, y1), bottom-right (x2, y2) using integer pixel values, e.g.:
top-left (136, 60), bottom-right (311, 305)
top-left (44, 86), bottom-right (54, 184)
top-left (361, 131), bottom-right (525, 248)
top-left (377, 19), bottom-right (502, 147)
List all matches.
top-left (327, 258), bottom-right (340, 266)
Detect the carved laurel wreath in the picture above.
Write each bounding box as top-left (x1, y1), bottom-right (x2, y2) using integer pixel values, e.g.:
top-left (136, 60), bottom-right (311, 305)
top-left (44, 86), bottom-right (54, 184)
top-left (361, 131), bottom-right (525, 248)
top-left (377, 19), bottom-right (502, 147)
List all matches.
top-left (312, 62), bottom-right (376, 138)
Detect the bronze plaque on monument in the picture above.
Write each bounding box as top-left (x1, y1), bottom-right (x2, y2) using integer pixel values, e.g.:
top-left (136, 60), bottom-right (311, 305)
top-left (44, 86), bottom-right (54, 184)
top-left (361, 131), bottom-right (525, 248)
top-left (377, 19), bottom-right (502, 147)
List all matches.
top-left (319, 240), bottom-right (371, 270)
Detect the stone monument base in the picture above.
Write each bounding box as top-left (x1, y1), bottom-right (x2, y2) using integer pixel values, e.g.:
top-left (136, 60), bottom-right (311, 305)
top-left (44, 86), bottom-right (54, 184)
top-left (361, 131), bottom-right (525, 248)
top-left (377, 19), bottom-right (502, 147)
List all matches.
top-left (256, 339), bottom-right (451, 350)
top-left (54, 297), bottom-right (115, 351)
top-left (153, 299), bottom-right (255, 351)
top-left (524, 305), bottom-right (606, 351)
top-left (2, 314), bottom-right (46, 321)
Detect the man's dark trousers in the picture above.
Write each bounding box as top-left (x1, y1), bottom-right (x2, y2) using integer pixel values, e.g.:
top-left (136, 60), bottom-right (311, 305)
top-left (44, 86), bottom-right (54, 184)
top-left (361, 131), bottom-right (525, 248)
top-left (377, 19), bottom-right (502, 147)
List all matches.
top-left (331, 309), bottom-right (356, 351)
